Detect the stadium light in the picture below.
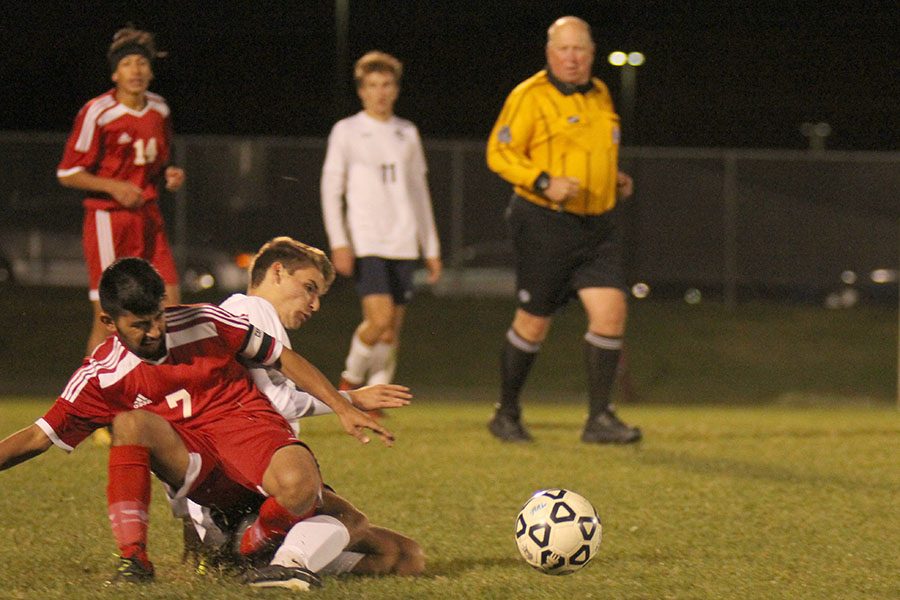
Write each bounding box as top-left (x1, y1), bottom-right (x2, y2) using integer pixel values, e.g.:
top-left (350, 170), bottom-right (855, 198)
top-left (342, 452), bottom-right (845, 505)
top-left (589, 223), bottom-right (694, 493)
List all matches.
top-left (627, 51), bottom-right (645, 66)
top-left (607, 50), bottom-right (645, 144)
top-left (608, 51), bottom-right (627, 66)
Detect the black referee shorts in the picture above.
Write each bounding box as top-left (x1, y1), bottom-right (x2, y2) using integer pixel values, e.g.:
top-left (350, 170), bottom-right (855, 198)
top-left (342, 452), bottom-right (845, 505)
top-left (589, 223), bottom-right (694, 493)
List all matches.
top-left (506, 194), bottom-right (625, 317)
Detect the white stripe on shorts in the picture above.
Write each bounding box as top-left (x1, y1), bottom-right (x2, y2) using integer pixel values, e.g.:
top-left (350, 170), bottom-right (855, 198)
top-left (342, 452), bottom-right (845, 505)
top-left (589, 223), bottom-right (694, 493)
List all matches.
top-left (96, 209), bottom-right (115, 270)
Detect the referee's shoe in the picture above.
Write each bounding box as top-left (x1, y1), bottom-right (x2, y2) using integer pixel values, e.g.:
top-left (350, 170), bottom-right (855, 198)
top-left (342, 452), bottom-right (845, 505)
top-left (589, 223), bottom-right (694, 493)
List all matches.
top-left (581, 409), bottom-right (642, 444)
top-left (488, 411), bottom-right (533, 443)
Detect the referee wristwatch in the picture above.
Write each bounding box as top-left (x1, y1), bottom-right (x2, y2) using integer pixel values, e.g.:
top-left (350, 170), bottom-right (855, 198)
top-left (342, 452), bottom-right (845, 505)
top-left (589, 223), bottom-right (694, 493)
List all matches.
top-left (533, 171), bottom-right (551, 194)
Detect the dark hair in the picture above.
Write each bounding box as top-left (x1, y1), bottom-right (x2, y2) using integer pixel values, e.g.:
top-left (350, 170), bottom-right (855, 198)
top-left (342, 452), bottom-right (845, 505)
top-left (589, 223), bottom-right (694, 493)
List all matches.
top-left (107, 26), bottom-right (160, 72)
top-left (248, 237), bottom-right (335, 289)
top-left (99, 257), bottom-right (166, 317)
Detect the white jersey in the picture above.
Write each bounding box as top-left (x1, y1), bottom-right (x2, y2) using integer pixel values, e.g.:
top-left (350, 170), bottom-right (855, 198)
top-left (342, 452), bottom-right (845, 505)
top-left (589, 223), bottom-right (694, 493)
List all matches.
top-left (220, 293), bottom-right (348, 427)
top-left (321, 111), bottom-right (440, 260)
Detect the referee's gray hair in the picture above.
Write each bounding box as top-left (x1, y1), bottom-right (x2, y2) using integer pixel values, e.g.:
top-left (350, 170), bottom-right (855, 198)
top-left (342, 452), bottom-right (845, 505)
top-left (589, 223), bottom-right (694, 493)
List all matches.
top-left (547, 16), bottom-right (594, 46)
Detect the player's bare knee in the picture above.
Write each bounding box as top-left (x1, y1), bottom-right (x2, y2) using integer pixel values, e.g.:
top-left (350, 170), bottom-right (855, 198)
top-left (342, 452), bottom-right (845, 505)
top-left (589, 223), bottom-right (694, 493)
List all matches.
top-left (110, 410), bottom-right (154, 445)
top-left (272, 470), bottom-right (321, 515)
top-left (367, 315), bottom-right (393, 338)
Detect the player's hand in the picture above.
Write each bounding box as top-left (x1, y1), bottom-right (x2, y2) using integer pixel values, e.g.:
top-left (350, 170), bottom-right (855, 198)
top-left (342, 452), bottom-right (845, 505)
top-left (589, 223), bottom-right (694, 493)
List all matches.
top-left (545, 176), bottom-right (580, 203)
top-left (331, 247), bottom-right (355, 277)
top-left (337, 404), bottom-right (395, 446)
top-left (165, 166), bottom-right (186, 192)
top-left (616, 171), bottom-right (634, 199)
top-left (109, 180), bottom-right (145, 208)
top-left (349, 384), bottom-right (412, 411)
top-left (425, 257), bottom-right (443, 284)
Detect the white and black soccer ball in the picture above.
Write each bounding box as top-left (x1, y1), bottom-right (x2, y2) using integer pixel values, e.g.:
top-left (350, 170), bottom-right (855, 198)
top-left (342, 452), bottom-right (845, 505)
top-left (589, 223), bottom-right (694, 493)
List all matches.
top-left (515, 488), bottom-right (602, 575)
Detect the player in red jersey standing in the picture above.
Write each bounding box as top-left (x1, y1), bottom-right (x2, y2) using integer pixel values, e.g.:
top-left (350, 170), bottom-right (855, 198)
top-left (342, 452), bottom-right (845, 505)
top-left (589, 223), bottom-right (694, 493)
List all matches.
top-left (0, 258), bottom-right (390, 588)
top-left (57, 26), bottom-right (186, 356)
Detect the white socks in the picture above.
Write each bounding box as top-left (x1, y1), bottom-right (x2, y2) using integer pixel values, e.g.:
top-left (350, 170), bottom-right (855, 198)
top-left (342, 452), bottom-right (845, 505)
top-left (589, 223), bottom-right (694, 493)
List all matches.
top-left (367, 341), bottom-right (397, 385)
top-left (270, 514), bottom-right (350, 573)
top-left (342, 334), bottom-right (398, 385)
top-left (341, 333), bottom-right (372, 386)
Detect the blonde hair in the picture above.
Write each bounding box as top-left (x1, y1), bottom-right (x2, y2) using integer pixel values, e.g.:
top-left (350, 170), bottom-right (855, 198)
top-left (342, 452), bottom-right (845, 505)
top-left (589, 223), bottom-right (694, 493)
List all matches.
top-left (248, 237), bottom-right (335, 289)
top-left (353, 51), bottom-right (403, 87)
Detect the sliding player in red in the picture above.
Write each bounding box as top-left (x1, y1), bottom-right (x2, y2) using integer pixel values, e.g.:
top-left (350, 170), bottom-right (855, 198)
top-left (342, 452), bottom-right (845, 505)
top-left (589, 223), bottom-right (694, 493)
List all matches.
top-left (0, 258), bottom-right (391, 588)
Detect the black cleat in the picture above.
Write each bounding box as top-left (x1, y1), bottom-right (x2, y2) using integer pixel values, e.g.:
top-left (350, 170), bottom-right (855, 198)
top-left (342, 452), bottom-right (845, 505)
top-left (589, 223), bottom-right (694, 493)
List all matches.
top-left (105, 555), bottom-right (155, 585)
top-left (488, 412), bottom-right (533, 442)
top-left (581, 410), bottom-right (642, 444)
top-left (244, 564), bottom-right (323, 591)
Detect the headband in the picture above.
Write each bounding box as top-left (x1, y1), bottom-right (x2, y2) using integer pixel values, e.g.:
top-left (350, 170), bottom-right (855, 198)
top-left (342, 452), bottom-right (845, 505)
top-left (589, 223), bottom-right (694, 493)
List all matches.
top-left (108, 43), bottom-right (153, 71)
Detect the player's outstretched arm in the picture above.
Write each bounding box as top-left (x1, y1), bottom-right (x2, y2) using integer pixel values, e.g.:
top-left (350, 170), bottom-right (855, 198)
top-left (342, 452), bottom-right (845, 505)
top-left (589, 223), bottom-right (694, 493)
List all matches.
top-left (277, 347), bottom-right (395, 446)
top-left (0, 424), bottom-right (53, 471)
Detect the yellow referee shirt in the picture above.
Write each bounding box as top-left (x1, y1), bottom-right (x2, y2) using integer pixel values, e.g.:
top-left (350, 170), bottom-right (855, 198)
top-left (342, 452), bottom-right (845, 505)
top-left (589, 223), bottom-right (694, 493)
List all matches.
top-left (486, 69), bottom-right (621, 216)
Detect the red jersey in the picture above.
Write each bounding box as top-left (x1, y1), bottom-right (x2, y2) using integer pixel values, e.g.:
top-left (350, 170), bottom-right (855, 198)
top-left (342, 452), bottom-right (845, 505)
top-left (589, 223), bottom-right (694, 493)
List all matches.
top-left (57, 89), bottom-right (173, 210)
top-left (37, 304), bottom-right (284, 451)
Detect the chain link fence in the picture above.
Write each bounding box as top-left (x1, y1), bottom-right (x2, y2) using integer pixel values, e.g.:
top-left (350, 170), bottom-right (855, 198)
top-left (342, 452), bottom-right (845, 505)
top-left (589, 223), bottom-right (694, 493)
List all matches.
top-left (2, 132), bottom-right (897, 303)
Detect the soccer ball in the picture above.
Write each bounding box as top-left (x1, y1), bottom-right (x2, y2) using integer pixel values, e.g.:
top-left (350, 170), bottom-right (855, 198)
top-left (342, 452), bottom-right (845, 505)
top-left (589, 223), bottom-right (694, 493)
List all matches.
top-left (515, 488), bottom-right (602, 575)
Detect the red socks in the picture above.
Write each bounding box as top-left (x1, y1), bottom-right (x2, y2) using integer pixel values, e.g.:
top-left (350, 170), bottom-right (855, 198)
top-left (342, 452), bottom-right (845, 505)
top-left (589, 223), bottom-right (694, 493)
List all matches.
top-left (107, 445), bottom-right (151, 564)
top-left (239, 496), bottom-right (313, 556)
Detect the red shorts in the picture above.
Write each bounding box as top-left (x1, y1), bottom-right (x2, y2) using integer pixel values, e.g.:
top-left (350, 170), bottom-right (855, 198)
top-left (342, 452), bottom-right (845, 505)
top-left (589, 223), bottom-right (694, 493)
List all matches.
top-left (171, 403), bottom-right (312, 503)
top-left (82, 201), bottom-right (179, 300)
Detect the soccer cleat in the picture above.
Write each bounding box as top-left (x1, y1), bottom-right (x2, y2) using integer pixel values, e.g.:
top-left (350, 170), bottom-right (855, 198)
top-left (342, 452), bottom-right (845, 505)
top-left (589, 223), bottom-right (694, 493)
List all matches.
top-left (488, 412), bottom-right (533, 442)
top-left (105, 555), bottom-right (155, 585)
top-left (233, 513), bottom-right (280, 566)
top-left (581, 410), bottom-right (642, 444)
top-left (244, 565), bottom-right (323, 591)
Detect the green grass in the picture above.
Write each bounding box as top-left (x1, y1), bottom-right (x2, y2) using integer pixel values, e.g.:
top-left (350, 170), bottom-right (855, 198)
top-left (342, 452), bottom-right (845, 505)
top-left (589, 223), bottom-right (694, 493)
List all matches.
top-left (1, 283), bottom-right (896, 404)
top-left (0, 283), bottom-right (897, 596)
top-left (1, 398), bottom-right (899, 599)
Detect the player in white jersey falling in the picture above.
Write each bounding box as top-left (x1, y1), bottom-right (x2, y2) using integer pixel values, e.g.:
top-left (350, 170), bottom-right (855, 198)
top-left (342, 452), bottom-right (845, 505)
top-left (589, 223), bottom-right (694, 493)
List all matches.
top-left (321, 51), bottom-right (442, 392)
top-left (177, 237), bottom-right (424, 587)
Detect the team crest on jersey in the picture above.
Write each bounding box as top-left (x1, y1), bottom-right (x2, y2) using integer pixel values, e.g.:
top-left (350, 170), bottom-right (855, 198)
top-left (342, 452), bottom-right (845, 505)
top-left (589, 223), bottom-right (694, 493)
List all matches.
top-left (394, 129), bottom-right (405, 140)
top-left (517, 288), bottom-right (531, 304)
top-left (612, 125), bottom-right (621, 144)
top-left (133, 393), bottom-right (152, 409)
top-left (117, 132), bottom-right (133, 145)
top-left (567, 115), bottom-right (580, 124)
top-left (497, 126), bottom-right (512, 143)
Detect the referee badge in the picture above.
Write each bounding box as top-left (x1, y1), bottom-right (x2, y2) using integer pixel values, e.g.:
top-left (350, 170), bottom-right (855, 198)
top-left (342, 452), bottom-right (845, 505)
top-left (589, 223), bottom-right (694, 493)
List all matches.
top-left (497, 126), bottom-right (512, 143)
top-left (567, 115), bottom-right (580, 123)
top-left (612, 125), bottom-right (621, 144)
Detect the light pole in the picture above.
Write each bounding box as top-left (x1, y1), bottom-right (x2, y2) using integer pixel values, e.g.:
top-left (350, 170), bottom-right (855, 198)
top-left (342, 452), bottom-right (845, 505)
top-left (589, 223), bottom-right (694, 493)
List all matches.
top-left (334, 0), bottom-right (351, 120)
top-left (607, 51), bottom-right (645, 144)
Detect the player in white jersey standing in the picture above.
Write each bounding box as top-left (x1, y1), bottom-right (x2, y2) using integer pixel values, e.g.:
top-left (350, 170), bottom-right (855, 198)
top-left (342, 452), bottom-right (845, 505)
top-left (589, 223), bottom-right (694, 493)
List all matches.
top-left (321, 51), bottom-right (442, 392)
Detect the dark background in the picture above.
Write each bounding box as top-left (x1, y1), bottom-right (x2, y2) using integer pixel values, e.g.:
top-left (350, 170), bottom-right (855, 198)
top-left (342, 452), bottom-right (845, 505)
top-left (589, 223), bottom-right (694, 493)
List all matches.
top-left (1, 0), bottom-right (897, 150)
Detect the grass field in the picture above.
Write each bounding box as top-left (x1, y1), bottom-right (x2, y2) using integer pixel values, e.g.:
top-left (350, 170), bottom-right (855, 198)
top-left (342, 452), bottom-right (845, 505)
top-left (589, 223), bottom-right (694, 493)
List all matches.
top-left (1, 283), bottom-right (896, 404)
top-left (1, 398), bottom-right (898, 599)
top-left (0, 283), bottom-right (897, 597)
